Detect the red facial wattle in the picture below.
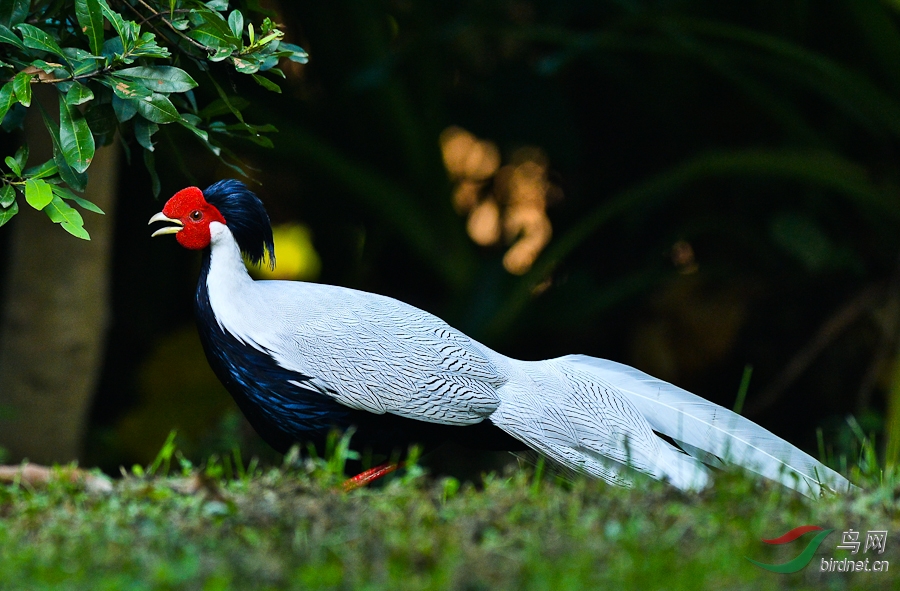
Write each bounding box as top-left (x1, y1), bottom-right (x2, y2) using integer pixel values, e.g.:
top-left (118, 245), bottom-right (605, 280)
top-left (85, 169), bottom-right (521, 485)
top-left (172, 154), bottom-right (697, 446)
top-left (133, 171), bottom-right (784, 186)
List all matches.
top-left (156, 186), bottom-right (227, 250)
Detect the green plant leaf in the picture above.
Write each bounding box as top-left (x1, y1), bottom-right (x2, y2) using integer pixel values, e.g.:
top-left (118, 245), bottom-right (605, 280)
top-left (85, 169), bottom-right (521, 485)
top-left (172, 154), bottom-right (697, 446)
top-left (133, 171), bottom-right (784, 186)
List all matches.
top-left (23, 158), bottom-right (58, 180)
top-left (111, 95), bottom-right (137, 122)
top-left (44, 195), bottom-right (85, 227)
top-left (189, 22), bottom-right (240, 50)
top-left (4, 155), bottom-right (19, 176)
top-left (40, 104), bottom-right (88, 192)
top-left (53, 185), bottom-right (104, 214)
top-left (96, 0), bottom-right (128, 45)
top-left (134, 116), bottom-right (158, 151)
top-left (198, 95), bottom-right (250, 120)
top-left (66, 82), bottom-right (94, 106)
top-left (0, 0), bottom-right (29, 27)
top-left (75, 0), bottom-right (104, 56)
top-left (177, 118), bottom-right (209, 142)
top-left (232, 56), bottom-right (261, 74)
top-left (143, 148), bottom-right (160, 197)
top-left (12, 142), bottom-right (26, 171)
top-left (278, 42), bottom-right (309, 64)
top-left (0, 80), bottom-right (14, 121)
top-left (251, 74), bottom-right (281, 93)
top-left (135, 92), bottom-right (180, 124)
top-left (12, 71), bottom-right (31, 107)
top-left (0, 182), bottom-right (13, 207)
top-left (61, 220), bottom-right (90, 240)
top-left (228, 10), bottom-right (244, 39)
top-left (16, 24), bottom-right (70, 64)
top-left (103, 75), bottom-right (152, 100)
top-left (0, 197), bottom-right (17, 227)
top-left (116, 66), bottom-right (198, 93)
top-left (0, 24), bottom-right (23, 49)
top-left (70, 54), bottom-right (102, 77)
top-left (59, 95), bottom-right (95, 173)
top-left (24, 177), bottom-right (53, 209)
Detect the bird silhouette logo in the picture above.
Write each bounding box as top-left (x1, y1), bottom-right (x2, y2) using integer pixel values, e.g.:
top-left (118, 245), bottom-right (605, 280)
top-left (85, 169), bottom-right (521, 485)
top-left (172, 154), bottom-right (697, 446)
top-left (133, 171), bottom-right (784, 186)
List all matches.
top-left (746, 525), bottom-right (833, 573)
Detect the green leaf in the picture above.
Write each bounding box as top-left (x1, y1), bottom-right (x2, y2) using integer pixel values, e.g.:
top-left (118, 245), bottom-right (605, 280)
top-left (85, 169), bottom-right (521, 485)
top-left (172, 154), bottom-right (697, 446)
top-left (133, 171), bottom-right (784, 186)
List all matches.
top-left (61, 220), bottom-right (90, 240)
top-left (75, 0), bottom-right (104, 56)
top-left (228, 10), bottom-right (244, 39)
top-left (44, 195), bottom-right (84, 226)
top-left (0, 197), bottom-right (16, 227)
top-left (103, 75), bottom-right (152, 100)
top-left (209, 47), bottom-right (233, 62)
top-left (0, 182), bottom-right (13, 207)
top-left (84, 102), bottom-right (116, 146)
top-left (251, 73), bottom-right (281, 93)
top-left (29, 59), bottom-right (59, 74)
top-left (41, 103), bottom-right (88, 192)
top-left (59, 95), bottom-right (95, 174)
top-left (111, 95), bottom-right (137, 122)
top-left (12, 71), bottom-right (31, 107)
top-left (24, 178), bottom-right (53, 209)
top-left (0, 80), bottom-right (14, 121)
top-left (23, 158), bottom-right (58, 180)
top-left (69, 54), bottom-right (102, 77)
top-left (116, 66), bottom-right (198, 93)
top-left (189, 22), bottom-right (240, 50)
top-left (12, 142), bottom-right (26, 171)
top-left (143, 148), bottom-right (160, 197)
top-left (0, 0), bottom-right (28, 28)
top-left (0, 24), bottom-right (23, 49)
top-left (15, 24), bottom-right (70, 64)
top-left (4, 155), bottom-right (19, 176)
top-left (135, 92), bottom-right (180, 124)
top-left (66, 82), bottom-right (94, 106)
top-left (53, 186), bottom-right (104, 214)
top-left (279, 42), bottom-right (309, 64)
top-left (96, 0), bottom-right (128, 45)
top-left (245, 134), bottom-right (273, 148)
top-left (134, 116), bottom-right (158, 151)
top-left (232, 56), bottom-right (261, 74)
top-left (178, 118), bottom-right (209, 142)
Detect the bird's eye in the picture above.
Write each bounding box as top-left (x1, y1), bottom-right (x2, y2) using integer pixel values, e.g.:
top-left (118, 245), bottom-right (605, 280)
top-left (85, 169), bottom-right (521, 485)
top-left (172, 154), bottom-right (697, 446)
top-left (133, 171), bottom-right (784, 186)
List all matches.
top-left (189, 210), bottom-right (203, 221)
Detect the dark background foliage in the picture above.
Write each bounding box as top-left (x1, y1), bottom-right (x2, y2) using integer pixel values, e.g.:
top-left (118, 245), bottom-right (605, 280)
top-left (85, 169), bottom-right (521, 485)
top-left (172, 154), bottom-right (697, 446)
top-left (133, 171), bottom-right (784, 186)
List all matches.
top-left (6, 0), bottom-right (897, 472)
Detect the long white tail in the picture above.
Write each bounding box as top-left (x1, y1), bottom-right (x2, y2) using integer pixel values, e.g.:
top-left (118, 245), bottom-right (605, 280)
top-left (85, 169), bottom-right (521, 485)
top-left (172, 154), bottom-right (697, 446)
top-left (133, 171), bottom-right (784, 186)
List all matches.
top-left (487, 354), bottom-right (854, 498)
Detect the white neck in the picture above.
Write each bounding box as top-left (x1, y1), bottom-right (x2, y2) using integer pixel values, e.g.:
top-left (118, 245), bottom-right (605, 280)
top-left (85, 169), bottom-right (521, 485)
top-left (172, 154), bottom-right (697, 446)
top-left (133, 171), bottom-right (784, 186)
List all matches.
top-left (207, 222), bottom-right (253, 288)
top-left (206, 223), bottom-right (257, 338)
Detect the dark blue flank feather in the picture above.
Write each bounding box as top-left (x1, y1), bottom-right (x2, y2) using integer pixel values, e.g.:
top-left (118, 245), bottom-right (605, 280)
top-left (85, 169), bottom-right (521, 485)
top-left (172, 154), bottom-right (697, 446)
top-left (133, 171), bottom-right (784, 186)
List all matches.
top-left (202, 179), bottom-right (275, 269)
top-left (195, 251), bottom-right (351, 452)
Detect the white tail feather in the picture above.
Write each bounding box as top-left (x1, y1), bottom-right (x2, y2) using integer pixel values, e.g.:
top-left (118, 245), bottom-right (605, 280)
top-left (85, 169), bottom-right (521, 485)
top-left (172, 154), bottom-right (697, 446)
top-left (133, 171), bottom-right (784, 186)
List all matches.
top-left (560, 355), bottom-right (855, 497)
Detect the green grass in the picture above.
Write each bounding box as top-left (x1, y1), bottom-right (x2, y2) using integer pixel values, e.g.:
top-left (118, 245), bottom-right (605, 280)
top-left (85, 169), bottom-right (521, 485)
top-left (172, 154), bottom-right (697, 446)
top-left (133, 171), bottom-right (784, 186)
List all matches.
top-left (0, 438), bottom-right (896, 590)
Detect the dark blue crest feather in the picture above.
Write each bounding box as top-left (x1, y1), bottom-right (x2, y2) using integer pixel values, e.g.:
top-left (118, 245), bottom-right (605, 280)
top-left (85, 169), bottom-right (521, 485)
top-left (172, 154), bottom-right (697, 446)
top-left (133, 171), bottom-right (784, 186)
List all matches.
top-left (203, 179), bottom-right (276, 269)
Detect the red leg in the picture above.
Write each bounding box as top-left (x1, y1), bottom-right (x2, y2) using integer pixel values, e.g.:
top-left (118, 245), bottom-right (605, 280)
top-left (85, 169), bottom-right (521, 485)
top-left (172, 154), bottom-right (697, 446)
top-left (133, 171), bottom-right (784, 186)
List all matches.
top-left (342, 462), bottom-right (403, 492)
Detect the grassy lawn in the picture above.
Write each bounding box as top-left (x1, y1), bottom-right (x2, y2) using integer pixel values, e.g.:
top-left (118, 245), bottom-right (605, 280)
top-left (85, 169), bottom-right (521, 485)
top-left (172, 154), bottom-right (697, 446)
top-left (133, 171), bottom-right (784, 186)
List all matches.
top-left (0, 443), bottom-right (896, 591)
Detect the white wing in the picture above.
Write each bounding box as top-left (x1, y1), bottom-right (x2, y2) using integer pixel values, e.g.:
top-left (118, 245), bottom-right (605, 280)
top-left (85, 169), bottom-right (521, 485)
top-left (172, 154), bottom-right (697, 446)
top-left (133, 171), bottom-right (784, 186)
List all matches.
top-left (211, 278), bottom-right (505, 425)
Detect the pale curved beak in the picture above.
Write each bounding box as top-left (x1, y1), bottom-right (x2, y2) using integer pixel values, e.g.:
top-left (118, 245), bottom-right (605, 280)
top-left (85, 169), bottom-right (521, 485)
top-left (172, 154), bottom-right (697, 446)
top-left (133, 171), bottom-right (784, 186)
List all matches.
top-left (148, 212), bottom-right (183, 237)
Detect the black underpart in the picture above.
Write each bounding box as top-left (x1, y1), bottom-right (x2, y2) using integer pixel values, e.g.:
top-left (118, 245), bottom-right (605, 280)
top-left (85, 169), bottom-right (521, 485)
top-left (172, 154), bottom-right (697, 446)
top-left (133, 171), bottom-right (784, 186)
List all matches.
top-left (195, 250), bottom-right (524, 460)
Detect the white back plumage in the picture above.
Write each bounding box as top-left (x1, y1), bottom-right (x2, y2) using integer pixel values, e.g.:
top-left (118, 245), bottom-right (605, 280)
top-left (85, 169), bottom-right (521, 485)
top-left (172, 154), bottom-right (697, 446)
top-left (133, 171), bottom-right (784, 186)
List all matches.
top-left (206, 224), bottom-right (854, 497)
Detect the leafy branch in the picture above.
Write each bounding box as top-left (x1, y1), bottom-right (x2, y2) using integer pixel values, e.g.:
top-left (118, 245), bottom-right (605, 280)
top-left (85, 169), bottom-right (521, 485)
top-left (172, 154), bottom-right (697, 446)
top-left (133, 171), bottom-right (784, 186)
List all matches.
top-left (0, 0), bottom-right (308, 239)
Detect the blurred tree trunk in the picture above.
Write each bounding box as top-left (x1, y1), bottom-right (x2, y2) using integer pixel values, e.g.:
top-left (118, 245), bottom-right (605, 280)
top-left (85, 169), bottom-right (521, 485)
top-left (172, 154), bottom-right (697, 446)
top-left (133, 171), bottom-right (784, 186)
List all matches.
top-left (0, 86), bottom-right (119, 463)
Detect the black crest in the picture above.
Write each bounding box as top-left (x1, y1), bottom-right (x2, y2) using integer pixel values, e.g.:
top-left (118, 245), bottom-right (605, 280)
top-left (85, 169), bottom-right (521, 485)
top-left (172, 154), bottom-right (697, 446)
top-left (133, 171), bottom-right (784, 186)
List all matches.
top-left (203, 179), bottom-right (276, 269)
